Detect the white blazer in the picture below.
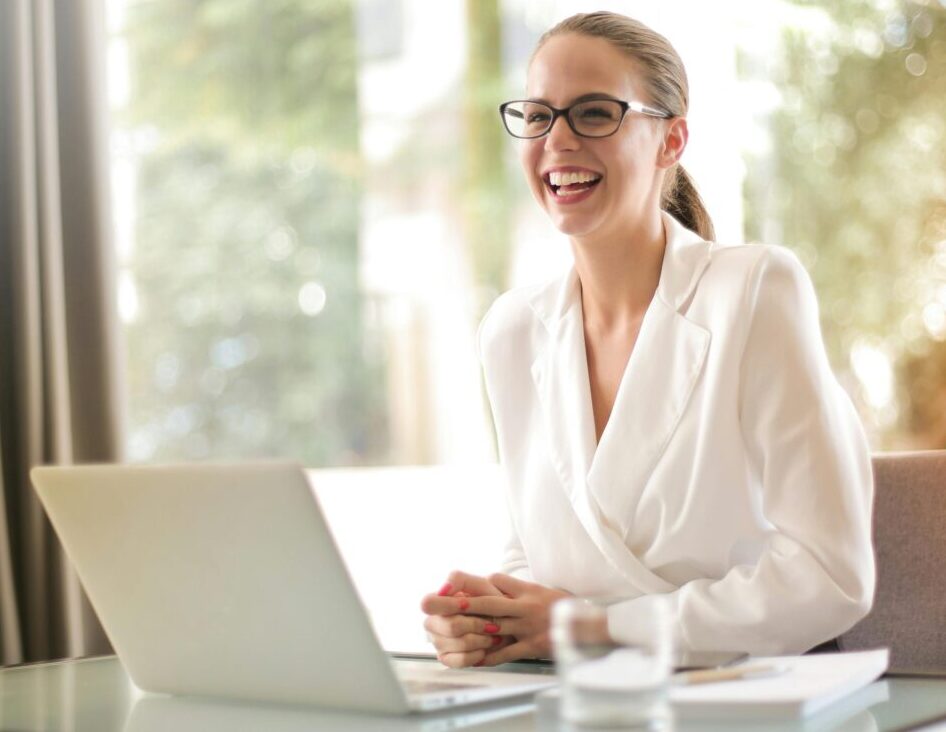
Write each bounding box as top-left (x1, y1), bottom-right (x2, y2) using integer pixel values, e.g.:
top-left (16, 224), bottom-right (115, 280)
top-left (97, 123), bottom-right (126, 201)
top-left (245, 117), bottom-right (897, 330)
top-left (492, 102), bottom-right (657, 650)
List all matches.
top-left (477, 211), bottom-right (875, 656)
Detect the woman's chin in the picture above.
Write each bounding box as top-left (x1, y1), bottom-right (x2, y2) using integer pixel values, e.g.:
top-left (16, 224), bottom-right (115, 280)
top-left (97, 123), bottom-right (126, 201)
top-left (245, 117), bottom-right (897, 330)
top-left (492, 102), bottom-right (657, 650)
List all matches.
top-left (541, 192), bottom-right (608, 238)
top-left (547, 211), bottom-right (601, 239)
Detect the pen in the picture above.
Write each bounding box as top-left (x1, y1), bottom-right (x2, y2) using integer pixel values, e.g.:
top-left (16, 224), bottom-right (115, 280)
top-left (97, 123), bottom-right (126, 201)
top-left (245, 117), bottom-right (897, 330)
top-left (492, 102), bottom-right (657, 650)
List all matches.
top-left (673, 663), bottom-right (790, 686)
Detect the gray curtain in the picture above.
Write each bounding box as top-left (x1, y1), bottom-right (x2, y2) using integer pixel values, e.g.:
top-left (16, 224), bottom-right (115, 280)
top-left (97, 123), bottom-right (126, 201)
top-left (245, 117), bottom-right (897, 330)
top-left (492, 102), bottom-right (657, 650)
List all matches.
top-left (0, 0), bottom-right (123, 665)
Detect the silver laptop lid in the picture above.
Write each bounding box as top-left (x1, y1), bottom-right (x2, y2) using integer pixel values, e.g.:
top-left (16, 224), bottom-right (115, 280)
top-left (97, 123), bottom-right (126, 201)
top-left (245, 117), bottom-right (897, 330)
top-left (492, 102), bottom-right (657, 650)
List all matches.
top-left (31, 461), bottom-right (409, 712)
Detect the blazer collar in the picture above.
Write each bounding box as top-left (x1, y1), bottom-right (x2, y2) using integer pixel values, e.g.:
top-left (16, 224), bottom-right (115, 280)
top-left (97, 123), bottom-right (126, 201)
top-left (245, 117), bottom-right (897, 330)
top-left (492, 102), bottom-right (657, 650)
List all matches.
top-left (654, 211), bottom-right (713, 312)
top-left (528, 211), bottom-right (713, 329)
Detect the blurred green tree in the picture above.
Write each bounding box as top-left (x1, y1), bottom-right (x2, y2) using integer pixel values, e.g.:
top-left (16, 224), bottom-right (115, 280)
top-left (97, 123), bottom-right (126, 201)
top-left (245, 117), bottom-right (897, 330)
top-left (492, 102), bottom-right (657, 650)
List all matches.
top-left (464, 0), bottom-right (511, 308)
top-left (120, 0), bottom-right (388, 465)
top-left (744, 0), bottom-right (946, 448)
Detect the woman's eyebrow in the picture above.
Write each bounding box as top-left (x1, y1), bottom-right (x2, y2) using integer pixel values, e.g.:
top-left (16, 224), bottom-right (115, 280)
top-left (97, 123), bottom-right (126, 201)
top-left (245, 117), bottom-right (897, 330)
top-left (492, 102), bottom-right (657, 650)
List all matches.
top-left (527, 92), bottom-right (620, 105)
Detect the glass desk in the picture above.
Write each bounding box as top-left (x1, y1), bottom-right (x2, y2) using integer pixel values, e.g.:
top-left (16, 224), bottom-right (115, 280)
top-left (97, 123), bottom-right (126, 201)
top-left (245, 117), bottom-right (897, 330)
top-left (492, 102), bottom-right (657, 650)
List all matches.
top-left (1, 655), bottom-right (945, 732)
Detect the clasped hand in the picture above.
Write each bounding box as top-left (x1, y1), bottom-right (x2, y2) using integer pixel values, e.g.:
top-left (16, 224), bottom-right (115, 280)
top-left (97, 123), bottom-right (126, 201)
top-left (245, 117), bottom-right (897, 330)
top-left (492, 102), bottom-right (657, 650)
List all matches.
top-left (419, 570), bottom-right (571, 668)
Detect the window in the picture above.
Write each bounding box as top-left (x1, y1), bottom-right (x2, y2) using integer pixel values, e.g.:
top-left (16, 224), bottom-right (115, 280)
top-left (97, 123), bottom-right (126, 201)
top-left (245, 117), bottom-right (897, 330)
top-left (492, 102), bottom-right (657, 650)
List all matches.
top-left (106, 0), bottom-right (946, 469)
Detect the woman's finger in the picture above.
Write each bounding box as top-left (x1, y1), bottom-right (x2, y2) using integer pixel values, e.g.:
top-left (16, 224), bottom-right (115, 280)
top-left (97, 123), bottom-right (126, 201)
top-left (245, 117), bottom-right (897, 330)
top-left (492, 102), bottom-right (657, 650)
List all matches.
top-left (431, 632), bottom-right (499, 654)
top-left (478, 640), bottom-right (532, 667)
top-left (485, 634), bottom-right (516, 654)
top-left (461, 595), bottom-right (520, 618)
top-left (420, 592), bottom-right (481, 616)
top-left (470, 616), bottom-right (530, 638)
top-left (428, 629), bottom-right (508, 656)
top-left (438, 570), bottom-right (505, 598)
top-left (438, 648), bottom-right (486, 668)
top-left (424, 612), bottom-right (501, 638)
top-left (487, 572), bottom-right (532, 598)
top-left (419, 593), bottom-right (454, 616)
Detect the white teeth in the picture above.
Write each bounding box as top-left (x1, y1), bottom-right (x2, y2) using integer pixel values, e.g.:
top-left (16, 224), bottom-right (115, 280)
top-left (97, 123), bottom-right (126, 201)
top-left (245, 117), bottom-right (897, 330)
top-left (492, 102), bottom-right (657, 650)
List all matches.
top-left (556, 187), bottom-right (587, 197)
top-left (548, 170), bottom-right (601, 186)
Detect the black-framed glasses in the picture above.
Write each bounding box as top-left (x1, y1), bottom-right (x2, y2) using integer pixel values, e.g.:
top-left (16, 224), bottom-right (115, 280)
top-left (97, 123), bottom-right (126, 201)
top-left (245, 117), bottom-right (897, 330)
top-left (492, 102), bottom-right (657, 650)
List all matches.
top-left (498, 98), bottom-right (671, 139)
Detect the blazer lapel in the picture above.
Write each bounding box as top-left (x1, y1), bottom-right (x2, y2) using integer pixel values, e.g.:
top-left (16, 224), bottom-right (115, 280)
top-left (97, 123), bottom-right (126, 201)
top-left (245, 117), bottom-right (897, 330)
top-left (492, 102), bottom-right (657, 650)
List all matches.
top-left (527, 213), bottom-right (713, 594)
top-left (529, 269), bottom-right (597, 506)
top-left (531, 301), bottom-right (667, 590)
top-left (588, 213), bottom-right (713, 542)
top-left (586, 298), bottom-right (710, 541)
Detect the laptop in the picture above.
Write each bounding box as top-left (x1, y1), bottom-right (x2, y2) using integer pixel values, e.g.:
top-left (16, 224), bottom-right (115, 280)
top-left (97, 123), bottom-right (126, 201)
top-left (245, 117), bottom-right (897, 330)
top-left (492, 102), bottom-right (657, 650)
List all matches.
top-left (30, 462), bottom-right (556, 713)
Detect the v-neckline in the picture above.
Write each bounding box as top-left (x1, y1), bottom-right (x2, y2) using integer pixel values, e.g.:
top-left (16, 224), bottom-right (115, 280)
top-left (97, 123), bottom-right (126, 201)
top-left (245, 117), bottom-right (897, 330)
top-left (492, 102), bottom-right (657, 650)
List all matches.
top-left (576, 289), bottom-right (657, 460)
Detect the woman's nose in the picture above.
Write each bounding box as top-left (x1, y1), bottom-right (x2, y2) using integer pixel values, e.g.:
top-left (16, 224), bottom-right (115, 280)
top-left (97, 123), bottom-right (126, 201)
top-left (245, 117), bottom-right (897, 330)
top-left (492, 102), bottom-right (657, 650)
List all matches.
top-left (544, 115), bottom-right (581, 151)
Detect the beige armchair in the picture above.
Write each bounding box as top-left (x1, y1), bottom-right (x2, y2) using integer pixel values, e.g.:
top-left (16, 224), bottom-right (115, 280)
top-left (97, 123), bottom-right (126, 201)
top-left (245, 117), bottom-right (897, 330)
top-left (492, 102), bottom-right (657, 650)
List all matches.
top-left (837, 451), bottom-right (946, 672)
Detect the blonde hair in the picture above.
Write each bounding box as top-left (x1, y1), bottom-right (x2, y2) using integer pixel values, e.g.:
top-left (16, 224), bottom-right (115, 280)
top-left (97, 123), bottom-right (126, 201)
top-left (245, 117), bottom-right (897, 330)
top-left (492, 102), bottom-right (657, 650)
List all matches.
top-left (533, 11), bottom-right (715, 241)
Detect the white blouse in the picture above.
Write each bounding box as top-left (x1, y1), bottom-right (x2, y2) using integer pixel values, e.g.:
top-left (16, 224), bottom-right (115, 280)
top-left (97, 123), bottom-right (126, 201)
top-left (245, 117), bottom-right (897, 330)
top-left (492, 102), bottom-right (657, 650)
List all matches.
top-left (477, 212), bottom-right (874, 656)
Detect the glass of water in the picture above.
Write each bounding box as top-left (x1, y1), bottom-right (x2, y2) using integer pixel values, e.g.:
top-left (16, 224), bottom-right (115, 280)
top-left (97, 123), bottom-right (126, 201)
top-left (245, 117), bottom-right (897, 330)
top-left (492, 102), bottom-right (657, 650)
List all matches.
top-left (551, 596), bottom-right (674, 729)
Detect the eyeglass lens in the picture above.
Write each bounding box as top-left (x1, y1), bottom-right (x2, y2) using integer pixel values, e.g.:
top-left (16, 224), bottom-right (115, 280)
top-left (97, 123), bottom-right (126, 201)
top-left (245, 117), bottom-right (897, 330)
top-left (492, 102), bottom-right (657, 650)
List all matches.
top-left (502, 100), bottom-right (624, 138)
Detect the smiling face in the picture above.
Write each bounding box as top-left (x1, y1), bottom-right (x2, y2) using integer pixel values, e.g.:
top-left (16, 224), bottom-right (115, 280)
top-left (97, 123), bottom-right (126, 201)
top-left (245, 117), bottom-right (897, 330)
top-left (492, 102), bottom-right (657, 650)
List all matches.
top-left (521, 33), bottom-right (683, 243)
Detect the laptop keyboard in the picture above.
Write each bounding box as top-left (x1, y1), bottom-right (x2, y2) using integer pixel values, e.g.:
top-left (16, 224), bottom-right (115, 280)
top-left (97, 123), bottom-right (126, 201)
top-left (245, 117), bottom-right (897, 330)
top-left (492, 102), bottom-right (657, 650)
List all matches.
top-left (401, 679), bottom-right (486, 694)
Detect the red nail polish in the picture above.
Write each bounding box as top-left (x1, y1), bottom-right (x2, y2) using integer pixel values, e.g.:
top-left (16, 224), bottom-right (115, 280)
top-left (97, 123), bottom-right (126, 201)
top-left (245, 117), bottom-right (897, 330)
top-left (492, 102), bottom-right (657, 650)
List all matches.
top-left (458, 599), bottom-right (470, 611)
top-left (491, 635), bottom-right (503, 646)
top-left (437, 583), bottom-right (453, 597)
top-left (484, 623), bottom-right (500, 634)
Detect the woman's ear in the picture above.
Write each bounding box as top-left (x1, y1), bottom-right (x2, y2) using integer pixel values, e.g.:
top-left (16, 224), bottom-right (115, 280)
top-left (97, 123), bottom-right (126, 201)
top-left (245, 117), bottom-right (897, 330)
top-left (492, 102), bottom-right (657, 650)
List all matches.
top-left (657, 117), bottom-right (688, 169)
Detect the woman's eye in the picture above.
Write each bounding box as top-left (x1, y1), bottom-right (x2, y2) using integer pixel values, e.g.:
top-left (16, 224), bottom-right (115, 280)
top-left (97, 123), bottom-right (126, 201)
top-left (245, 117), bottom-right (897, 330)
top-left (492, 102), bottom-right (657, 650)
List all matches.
top-left (527, 112), bottom-right (551, 123)
top-left (577, 106), bottom-right (616, 120)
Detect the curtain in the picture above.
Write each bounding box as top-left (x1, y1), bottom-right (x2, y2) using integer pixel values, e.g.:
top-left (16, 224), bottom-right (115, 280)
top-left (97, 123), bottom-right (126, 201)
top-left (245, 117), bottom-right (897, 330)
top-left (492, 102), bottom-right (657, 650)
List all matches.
top-left (0, 0), bottom-right (123, 665)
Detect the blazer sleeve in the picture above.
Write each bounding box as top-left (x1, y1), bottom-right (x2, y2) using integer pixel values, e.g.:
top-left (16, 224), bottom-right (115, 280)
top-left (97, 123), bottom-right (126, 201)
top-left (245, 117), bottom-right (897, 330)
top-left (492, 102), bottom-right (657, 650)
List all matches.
top-left (500, 528), bottom-right (534, 581)
top-left (606, 245), bottom-right (876, 655)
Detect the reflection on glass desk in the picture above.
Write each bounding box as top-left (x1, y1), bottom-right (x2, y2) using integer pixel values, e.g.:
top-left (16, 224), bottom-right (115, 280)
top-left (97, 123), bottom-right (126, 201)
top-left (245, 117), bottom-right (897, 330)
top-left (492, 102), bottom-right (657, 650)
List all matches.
top-left (1, 655), bottom-right (945, 732)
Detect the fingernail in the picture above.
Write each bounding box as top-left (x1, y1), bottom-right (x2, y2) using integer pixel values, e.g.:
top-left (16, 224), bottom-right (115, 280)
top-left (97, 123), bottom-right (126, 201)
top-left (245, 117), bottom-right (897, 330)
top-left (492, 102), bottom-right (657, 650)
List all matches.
top-left (491, 635), bottom-right (503, 646)
top-left (437, 583), bottom-right (453, 597)
top-left (474, 660), bottom-right (485, 667)
top-left (458, 599), bottom-right (470, 611)
top-left (484, 623), bottom-right (500, 634)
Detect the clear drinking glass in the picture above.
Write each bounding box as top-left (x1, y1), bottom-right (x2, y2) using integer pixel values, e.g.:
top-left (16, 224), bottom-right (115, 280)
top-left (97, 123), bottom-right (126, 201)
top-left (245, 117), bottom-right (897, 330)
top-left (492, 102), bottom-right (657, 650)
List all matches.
top-left (551, 597), bottom-right (674, 729)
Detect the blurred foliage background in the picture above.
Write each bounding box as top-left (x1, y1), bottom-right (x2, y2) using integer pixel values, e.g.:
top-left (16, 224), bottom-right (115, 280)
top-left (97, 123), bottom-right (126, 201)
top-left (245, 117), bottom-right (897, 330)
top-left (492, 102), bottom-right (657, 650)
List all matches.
top-left (743, 0), bottom-right (946, 448)
top-left (110, 0), bottom-right (946, 465)
top-left (118, 0), bottom-right (387, 464)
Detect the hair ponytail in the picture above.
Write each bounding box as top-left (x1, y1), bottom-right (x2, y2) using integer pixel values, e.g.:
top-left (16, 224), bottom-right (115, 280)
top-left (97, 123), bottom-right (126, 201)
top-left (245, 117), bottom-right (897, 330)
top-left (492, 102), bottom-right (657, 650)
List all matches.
top-left (535, 12), bottom-right (717, 241)
top-left (662, 166), bottom-right (715, 241)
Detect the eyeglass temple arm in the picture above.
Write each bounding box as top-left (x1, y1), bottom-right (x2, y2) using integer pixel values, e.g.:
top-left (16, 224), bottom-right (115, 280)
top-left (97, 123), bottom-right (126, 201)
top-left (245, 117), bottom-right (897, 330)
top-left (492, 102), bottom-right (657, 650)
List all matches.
top-left (628, 101), bottom-right (673, 119)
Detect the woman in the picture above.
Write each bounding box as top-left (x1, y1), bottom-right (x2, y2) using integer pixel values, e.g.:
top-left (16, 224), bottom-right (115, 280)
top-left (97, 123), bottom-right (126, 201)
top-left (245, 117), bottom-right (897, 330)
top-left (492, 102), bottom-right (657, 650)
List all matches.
top-left (421, 11), bottom-right (874, 668)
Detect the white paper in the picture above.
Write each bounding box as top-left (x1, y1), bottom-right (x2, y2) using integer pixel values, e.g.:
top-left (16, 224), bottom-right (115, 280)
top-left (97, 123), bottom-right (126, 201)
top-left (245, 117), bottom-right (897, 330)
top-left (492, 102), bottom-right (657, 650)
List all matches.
top-left (669, 649), bottom-right (889, 720)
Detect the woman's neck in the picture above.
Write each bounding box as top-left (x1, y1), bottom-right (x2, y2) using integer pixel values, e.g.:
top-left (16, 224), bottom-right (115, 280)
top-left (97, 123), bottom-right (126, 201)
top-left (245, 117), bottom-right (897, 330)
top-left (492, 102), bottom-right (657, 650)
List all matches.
top-left (570, 211), bottom-right (666, 332)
